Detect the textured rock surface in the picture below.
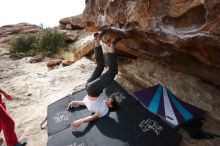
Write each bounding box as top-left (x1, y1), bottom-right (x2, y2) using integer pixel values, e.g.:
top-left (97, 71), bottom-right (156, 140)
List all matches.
top-left (29, 53), bottom-right (45, 63)
top-left (83, 0), bottom-right (220, 88)
top-left (0, 23), bottom-right (43, 46)
top-left (59, 29), bottom-right (80, 42)
top-left (69, 32), bottom-right (94, 61)
top-left (62, 60), bottom-right (75, 66)
top-left (47, 59), bottom-right (62, 67)
top-left (59, 14), bottom-right (84, 30)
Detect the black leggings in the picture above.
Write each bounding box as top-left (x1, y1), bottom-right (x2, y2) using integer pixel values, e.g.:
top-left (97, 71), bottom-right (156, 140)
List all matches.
top-left (86, 45), bottom-right (118, 97)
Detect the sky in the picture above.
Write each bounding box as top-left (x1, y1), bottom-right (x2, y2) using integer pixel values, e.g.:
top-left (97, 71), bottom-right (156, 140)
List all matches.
top-left (0, 0), bottom-right (85, 28)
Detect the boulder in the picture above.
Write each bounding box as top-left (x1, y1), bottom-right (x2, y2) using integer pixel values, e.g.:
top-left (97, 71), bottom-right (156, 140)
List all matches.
top-left (59, 14), bottom-right (84, 30)
top-left (10, 52), bottom-right (26, 59)
top-left (62, 60), bottom-right (75, 67)
top-left (47, 59), bottom-right (62, 67)
top-left (29, 53), bottom-right (44, 63)
top-left (83, 0), bottom-right (220, 88)
top-left (0, 23), bottom-right (43, 45)
top-left (70, 33), bottom-right (94, 62)
top-left (59, 30), bottom-right (79, 42)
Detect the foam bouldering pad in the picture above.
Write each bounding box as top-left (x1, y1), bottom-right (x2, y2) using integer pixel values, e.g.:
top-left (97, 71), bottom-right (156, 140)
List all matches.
top-left (122, 105), bottom-right (182, 146)
top-left (133, 84), bottom-right (205, 128)
top-left (72, 105), bottom-right (182, 146)
top-left (47, 81), bottom-right (182, 146)
top-left (47, 96), bottom-right (77, 136)
top-left (47, 127), bottom-right (88, 146)
top-left (102, 81), bottom-right (139, 111)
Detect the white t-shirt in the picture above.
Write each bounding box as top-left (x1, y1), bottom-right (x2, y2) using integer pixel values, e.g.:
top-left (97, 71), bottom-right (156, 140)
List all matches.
top-left (83, 95), bottom-right (109, 118)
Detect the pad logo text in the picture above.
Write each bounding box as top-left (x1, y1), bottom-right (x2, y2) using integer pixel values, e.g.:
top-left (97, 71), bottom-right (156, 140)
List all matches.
top-left (53, 111), bottom-right (71, 123)
top-left (109, 91), bottom-right (126, 103)
top-left (139, 119), bottom-right (163, 135)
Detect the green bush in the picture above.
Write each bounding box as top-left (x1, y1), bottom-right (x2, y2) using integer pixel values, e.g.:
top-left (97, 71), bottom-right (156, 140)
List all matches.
top-left (39, 28), bottom-right (66, 56)
top-left (10, 34), bottom-right (38, 55)
top-left (9, 28), bottom-right (66, 58)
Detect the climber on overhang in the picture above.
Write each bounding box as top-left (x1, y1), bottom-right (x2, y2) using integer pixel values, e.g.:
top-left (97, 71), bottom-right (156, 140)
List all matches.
top-left (68, 31), bottom-right (122, 128)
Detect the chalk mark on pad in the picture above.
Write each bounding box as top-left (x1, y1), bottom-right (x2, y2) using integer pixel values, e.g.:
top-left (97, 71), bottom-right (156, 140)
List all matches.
top-left (139, 118), bottom-right (163, 135)
top-left (53, 110), bottom-right (71, 123)
top-left (109, 91), bottom-right (126, 103)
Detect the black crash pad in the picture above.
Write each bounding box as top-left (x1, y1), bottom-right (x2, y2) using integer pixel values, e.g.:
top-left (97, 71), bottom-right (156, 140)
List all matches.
top-left (47, 127), bottom-right (88, 146)
top-left (102, 81), bottom-right (139, 110)
top-left (47, 81), bottom-right (182, 146)
top-left (47, 96), bottom-right (77, 136)
top-left (72, 105), bottom-right (182, 146)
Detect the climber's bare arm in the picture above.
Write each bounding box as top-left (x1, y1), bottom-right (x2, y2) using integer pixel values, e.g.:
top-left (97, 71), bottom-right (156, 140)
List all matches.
top-left (71, 112), bottom-right (100, 128)
top-left (68, 100), bottom-right (85, 109)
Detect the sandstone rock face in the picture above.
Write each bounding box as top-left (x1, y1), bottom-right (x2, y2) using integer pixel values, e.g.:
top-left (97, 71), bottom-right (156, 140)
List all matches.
top-left (59, 29), bottom-right (80, 42)
top-left (0, 23), bottom-right (43, 46)
top-left (47, 59), bottom-right (62, 67)
top-left (70, 32), bottom-right (94, 62)
top-left (59, 14), bottom-right (84, 30)
top-left (29, 53), bottom-right (44, 63)
top-left (83, 0), bottom-right (220, 88)
top-left (59, 15), bottom-right (93, 48)
top-left (62, 60), bottom-right (75, 66)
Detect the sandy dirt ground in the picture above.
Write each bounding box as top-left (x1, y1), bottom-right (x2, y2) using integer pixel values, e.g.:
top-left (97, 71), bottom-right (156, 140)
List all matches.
top-left (0, 47), bottom-right (96, 146)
